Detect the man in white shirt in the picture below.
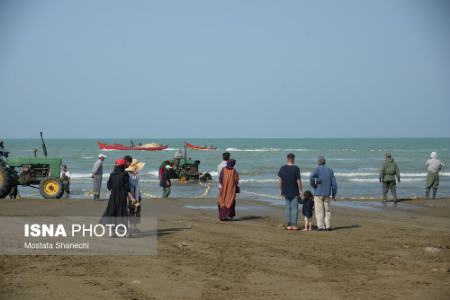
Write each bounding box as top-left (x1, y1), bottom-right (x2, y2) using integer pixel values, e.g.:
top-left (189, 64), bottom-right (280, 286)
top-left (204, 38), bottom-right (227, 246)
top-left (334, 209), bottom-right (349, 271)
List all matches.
top-left (426, 152), bottom-right (445, 199)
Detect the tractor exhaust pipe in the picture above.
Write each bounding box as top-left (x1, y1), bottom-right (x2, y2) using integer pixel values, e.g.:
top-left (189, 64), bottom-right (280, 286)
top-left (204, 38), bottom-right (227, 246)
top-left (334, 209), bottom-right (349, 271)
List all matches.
top-left (40, 132), bottom-right (48, 158)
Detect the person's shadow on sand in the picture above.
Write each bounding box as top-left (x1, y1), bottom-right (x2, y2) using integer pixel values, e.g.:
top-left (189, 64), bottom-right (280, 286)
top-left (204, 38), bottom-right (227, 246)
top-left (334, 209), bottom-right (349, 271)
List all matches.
top-left (330, 224), bottom-right (360, 231)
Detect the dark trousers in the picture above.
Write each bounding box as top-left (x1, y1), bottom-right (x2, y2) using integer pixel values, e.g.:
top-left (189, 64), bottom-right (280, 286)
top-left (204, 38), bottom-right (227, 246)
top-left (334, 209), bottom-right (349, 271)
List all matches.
top-left (383, 181), bottom-right (397, 202)
top-left (162, 187), bottom-right (171, 198)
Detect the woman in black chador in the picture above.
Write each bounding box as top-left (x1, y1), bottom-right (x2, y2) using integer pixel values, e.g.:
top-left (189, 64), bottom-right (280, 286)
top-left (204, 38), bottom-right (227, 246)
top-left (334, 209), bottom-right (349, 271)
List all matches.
top-left (100, 158), bottom-right (134, 230)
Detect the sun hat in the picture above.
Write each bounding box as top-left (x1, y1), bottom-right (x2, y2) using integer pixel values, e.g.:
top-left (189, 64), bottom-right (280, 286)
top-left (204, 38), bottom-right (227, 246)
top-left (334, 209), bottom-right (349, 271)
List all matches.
top-left (98, 154), bottom-right (107, 159)
top-left (125, 159), bottom-right (146, 172)
top-left (430, 152), bottom-right (438, 158)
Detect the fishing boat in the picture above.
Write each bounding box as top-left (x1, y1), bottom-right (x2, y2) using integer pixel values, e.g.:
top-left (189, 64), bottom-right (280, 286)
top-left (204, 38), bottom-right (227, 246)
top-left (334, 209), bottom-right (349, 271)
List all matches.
top-left (185, 142), bottom-right (217, 151)
top-left (97, 141), bottom-right (168, 151)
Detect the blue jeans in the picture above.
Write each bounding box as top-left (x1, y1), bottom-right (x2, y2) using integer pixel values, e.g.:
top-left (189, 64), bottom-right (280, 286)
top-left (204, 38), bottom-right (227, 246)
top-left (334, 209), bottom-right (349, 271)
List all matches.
top-left (284, 196), bottom-right (299, 226)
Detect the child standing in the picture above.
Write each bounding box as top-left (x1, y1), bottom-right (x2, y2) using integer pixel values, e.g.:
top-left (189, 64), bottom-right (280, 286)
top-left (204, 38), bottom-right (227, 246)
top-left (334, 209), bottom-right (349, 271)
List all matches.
top-left (302, 190), bottom-right (314, 231)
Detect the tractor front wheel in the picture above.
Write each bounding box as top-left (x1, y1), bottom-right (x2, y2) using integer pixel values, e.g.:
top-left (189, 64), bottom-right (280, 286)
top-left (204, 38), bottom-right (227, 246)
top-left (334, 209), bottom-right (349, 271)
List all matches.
top-left (0, 161), bottom-right (11, 199)
top-left (40, 178), bottom-right (64, 199)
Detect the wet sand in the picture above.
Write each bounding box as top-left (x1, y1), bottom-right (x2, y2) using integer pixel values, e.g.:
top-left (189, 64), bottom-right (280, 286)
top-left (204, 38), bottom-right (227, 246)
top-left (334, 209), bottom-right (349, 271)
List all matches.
top-left (1, 197), bottom-right (450, 299)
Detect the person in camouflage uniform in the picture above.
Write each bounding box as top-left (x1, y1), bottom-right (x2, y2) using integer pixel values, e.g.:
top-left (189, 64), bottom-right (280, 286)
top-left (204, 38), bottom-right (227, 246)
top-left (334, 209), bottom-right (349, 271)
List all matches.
top-left (379, 153), bottom-right (401, 204)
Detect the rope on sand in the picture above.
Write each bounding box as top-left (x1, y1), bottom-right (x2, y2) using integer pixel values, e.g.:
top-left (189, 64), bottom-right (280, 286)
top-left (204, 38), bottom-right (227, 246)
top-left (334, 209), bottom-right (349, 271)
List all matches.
top-left (142, 191), bottom-right (159, 198)
top-left (193, 183), bottom-right (210, 198)
top-left (141, 182), bottom-right (211, 199)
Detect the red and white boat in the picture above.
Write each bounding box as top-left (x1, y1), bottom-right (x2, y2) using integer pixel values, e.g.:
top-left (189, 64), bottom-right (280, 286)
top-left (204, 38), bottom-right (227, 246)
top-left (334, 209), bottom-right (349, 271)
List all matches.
top-left (185, 142), bottom-right (217, 151)
top-left (97, 141), bottom-right (168, 151)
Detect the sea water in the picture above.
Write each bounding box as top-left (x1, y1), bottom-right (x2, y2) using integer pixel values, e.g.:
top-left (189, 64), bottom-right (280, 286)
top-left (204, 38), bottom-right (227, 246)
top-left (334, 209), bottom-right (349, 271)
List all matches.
top-left (3, 138), bottom-right (449, 200)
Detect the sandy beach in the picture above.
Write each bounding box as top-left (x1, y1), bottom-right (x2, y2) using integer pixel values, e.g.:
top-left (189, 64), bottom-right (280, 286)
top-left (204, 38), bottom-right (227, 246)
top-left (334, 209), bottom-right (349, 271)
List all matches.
top-left (0, 197), bottom-right (449, 300)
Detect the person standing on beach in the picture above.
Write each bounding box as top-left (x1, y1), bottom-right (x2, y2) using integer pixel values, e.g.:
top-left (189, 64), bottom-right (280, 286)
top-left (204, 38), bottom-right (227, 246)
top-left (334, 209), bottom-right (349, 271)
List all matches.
top-left (278, 153), bottom-right (303, 230)
top-left (218, 159), bottom-right (239, 221)
top-left (91, 154), bottom-right (106, 200)
top-left (160, 164), bottom-right (172, 198)
top-left (217, 152), bottom-right (230, 177)
top-left (425, 152), bottom-right (445, 200)
top-left (125, 159), bottom-right (145, 233)
top-left (101, 158), bottom-right (134, 234)
top-left (379, 153), bottom-right (400, 204)
top-left (60, 164), bottom-right (71, 198)
top-left (124, 155), bottom-right (133, 168)
top-left (0, 141), bottom-right (9, 158)
top-left (310, 156), bottom-right (337, 231)
top-left (302, 190), bottom-right (314, 231)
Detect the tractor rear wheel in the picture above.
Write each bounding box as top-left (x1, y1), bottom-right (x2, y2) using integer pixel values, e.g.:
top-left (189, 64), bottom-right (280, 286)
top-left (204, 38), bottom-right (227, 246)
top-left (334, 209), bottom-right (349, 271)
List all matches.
top-left (40, 178), bottom-right (64, 199)
top-left (0, 162), bottom-right (11, 199)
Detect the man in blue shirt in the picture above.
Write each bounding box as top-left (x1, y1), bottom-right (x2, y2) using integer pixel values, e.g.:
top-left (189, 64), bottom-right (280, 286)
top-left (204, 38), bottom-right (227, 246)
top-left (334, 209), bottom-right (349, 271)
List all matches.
top-left (310, 156), bottom-right (337, 231)
top-left (278, 153), bottom-right (303, 230)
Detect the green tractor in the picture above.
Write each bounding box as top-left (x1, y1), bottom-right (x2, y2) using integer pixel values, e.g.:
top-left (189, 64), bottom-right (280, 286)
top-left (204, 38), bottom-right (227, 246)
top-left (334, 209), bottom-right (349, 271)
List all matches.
top-left (161, 147), bottom-right (212, 183)
top-left (0, 133), bottom-right (65, 199)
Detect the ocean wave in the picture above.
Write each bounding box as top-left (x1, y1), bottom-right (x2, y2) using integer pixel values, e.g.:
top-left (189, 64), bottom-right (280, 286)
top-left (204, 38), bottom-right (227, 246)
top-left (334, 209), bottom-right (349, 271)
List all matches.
top-left (146, 170), bottom-right (160, 177)
top-left (334, 172), bottom-right (376, 177)
top-left (348, 178), bottom-right (379, 183)
top-left (70, 173), bottom-right (109, 179)
top-left (239, 179), bottom-right (279, 183)
top-left (402, 172), bottom-right (450, 177)
top-left (334, 172), bottom-right (450, 177)
top-left (82, 156), bottom-right (93, 159)
top-left (225, 147), bottom-right (280, 152)
top-left (349, 178), bottom-right (423, 183)
top-left (163, 148), bottom-right (177, 151)
top-left (225, 147), bottom-right (309, 152)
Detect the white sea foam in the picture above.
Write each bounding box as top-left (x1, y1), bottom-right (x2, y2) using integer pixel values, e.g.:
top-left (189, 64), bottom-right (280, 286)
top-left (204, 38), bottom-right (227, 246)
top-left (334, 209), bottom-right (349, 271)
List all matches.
top-left (334, 172), bottom-right (450, 177)
top-left (209, 171), bottom-right (218, 177)
top-left (225, 147), bottom-right (279, 152)
top-left (348, 178), bottom-right (380, 183)
top-left (349, 178), bottom-right (423, 183)
top-left (146, 170), bottom-right (160, 177)
top-left (163, 148), bottom-right (177, 151)
top-left (82, 156), bottom-right (93, 159)
top-left (225, 147), bottom-right (309, 152)
top-left (402, 172), bottom-right (450, 177)
top-left (70, 173), bottom-right (111, 179)
top-left (239, 179), bottom-right (279, 183)
top-left (334, 172), bottom-right (377, 177)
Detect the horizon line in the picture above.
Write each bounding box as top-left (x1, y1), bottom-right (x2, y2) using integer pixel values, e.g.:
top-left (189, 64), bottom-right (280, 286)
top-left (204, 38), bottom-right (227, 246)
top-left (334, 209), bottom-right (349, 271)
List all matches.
top-left (2, 137), bottom-right (450, 140)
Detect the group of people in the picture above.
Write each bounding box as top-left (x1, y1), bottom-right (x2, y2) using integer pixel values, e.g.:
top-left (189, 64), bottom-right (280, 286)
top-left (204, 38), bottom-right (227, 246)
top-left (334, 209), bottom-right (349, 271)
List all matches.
top-left (90, 154), bottom-right (145, 235)
top-left (215, 151), bottom-right (337, 230)
top-left (216, 151), bottom-right (445, 232)
top-left (379, 152), bottom-right (445, 203)
top-left (277, 153), bottom-right (337, 231)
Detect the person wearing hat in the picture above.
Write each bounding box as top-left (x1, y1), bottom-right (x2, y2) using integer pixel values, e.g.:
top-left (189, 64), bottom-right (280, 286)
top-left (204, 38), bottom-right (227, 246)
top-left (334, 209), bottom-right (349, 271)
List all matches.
top-left (379, 153), bottom-right (400, 204)
top-left (160, 164), bottom-right (172, 198)
top-left (91, 154), bottom-right (106, 200)
top-left (101, 158), bottom-right (134, 233)
top-left (125, 159), bottom-right (145, 232)
top-left (425, 152), bottom-right (445, 199)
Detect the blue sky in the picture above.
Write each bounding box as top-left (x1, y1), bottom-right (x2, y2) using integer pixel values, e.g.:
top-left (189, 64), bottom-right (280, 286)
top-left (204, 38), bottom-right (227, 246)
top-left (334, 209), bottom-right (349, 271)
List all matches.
top-left (0, 0), bottom-right (449, 138)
